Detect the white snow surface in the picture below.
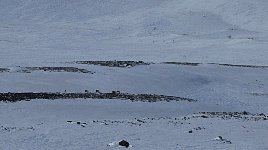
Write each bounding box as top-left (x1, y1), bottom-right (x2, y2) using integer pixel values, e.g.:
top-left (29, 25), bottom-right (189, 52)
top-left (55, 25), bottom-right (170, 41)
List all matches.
top-left (0, 0), bottom-right (268, 65)
top-left (0, 0), bottom-right (268, 149)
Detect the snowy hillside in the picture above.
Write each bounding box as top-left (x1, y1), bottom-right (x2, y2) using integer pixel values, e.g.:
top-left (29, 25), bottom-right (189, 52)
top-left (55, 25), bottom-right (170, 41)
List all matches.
top-left (0, 0), bottom-right (268, 150)
top-left (1, 0), bottom-right (268, 65)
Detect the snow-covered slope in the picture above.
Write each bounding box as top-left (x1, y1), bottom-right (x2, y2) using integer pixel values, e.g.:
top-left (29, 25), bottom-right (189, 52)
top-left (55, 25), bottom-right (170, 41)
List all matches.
top-left (1, 1), bottom-right (268, 149)
top-left (0, 0), bottom-right (164, 22)
top-left (1, 0), bottom-right (268, 65)
top-left (1, 0), bottom-right (267, 32)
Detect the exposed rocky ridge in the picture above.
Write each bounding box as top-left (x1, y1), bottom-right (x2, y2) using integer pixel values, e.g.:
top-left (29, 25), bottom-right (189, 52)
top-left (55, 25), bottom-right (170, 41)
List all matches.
top-left (20, 67), bottom-right (92, 73)
top-left (163, 62), bottom-right (201, 66)
top-left (75, 61), bottom-right (151, 68)
top-left (218, 64), bottom-right (268, 68)
top-left (193, 112), bottom-right (268, 121)
top-left (0, 68), bottom-right (9, 72)
top-left (0, 91), bottom-right (197, 103)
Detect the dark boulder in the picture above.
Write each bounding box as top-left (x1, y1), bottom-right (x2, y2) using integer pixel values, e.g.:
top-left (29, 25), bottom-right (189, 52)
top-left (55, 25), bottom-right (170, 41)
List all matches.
top-left (119, 140), bottom-right (130, 148)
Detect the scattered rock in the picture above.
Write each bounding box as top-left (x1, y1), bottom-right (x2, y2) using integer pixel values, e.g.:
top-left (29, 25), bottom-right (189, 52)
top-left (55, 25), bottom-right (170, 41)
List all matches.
top-left (214, 136), bottom-right (232, 144)
top-left (200, 115), bottom-right (209, 118)
top-left (67, 121), bottom-right (88, 127)
top-left (108, 140), bottom-right (132, 148)
top-left (1, 126), bottom-right (35, 132)
top-left (136, 119), bottom-right (146, 123)
top-left (194, 127), bottom-right (205, 130)
top-left (242, 111), bottom-right (249, 115)
top-left (214, 136), bottom-right (223, 141)
top-left (224, 140), bottom-right (232, 144)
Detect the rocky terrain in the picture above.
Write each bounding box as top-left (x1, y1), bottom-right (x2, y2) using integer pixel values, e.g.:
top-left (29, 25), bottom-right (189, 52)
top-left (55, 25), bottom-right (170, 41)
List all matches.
top-left (218, 64), bottom-right (268, 68)
top-left (0, 68), bottom-right (9, 72)
top-left (75, 61), bottom-right (150, 68)
top-left (1, 0), bottom-right (268, 149)
top-left (162, 62), bottom-right (200, 66)
top-left (18, 67), bottom-right (92, 74)
top-left (0, 91), bottom-right (196, 102)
